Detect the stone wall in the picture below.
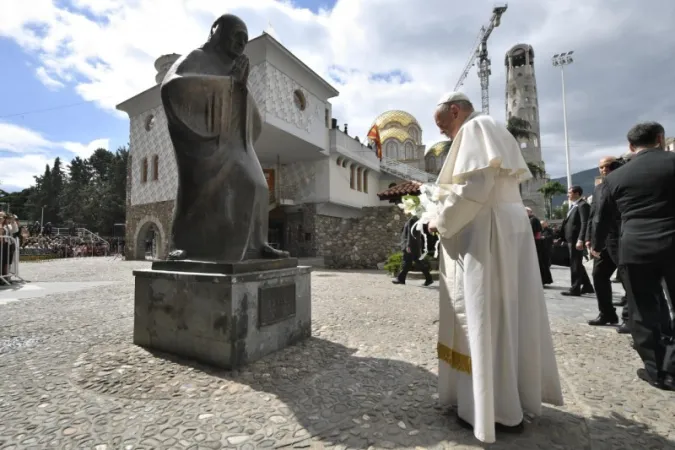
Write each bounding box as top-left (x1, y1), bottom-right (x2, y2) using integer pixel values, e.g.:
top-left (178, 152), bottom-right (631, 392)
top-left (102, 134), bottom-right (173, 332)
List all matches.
top-left (125, 200), bottom-right (174, 260)
top-left (314, 206), bottom-right (404, 269)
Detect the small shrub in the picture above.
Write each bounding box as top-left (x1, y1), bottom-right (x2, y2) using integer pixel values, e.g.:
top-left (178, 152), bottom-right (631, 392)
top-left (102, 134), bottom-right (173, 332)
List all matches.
top-left (384, 251), bottom-right (403, 276)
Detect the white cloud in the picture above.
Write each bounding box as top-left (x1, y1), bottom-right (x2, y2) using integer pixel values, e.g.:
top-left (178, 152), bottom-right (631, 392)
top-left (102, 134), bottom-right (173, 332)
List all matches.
top-left (0, 154), bottom-right (51, 190)
top-left (0, 122), bottom-right (108, 189)
top-left (35, 66), bottom-right (65, 90)
top-left (61, 138), bottom-right (110, 159)
top-left (1, 0), bottom-right (673, 179)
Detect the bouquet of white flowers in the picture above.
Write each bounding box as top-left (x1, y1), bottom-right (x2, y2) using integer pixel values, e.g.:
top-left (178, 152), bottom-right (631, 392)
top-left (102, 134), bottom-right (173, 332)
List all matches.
top-left (398, 183), bottom-right (442, 258)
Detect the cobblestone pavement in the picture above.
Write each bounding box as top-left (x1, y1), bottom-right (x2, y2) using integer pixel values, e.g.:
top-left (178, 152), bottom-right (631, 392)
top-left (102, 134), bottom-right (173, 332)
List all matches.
top-left (1, 258), bottom-right (674, 449)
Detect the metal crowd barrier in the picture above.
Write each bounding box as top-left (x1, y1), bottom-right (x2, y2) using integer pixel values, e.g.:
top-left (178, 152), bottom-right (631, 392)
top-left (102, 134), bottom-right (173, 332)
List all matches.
top-left (0, 235), bottom-right (24, 286)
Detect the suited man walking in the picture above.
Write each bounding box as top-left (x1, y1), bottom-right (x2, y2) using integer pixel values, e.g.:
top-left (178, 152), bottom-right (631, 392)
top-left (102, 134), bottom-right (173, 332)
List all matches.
top-left (393, 216), bottom-right (433, 286)
top-left (585, 157), bottom-right (624, 326)
top-left (593, 122), bottom-right (675, 390)
top-left (557, 186), bottom-right (594, 296)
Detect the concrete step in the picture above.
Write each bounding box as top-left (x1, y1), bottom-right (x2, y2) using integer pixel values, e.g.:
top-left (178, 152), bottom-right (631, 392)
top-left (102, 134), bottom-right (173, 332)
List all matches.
top-left (298, 257), bottom-right (326, 268)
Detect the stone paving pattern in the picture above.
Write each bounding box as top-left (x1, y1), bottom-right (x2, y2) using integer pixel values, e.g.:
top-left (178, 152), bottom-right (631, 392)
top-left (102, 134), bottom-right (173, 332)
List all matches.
top-left (1, 259), bottom-right (674, 449)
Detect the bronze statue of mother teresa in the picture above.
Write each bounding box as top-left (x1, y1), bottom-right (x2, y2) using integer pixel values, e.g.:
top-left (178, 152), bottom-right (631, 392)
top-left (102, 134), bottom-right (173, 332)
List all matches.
top-left (161, 14), bottom-right (289, 262)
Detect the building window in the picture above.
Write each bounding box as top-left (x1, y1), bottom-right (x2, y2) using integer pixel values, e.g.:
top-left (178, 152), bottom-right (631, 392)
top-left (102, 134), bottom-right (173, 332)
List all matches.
top-left (342, 159), bottom-right (348, 168)
top-left (141, 157), bottom-right (148, 183)
top-left (349, 165), bottom-right (355, 189)
top-left (144, 114), bottom-right (155, 131)
top-left (385, 141), bottom-right (397, 158)
top-left (357, 167), bottom-right (362, 191)
top-left (325, 108), bottom-right (330, 128)
top-left (405, 142), bottom-right (414, 160)
top-left (336, 157), bottom-right (343, 166)
top-left (363, 170), bottom-right (369, 193)
top-left (293, 89), bottom-right (307, 111)
top-left (152, 155), bottom-right (159, 181)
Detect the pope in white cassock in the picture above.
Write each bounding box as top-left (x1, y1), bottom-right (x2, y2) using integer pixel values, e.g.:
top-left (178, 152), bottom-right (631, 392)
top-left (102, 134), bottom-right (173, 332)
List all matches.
top-left (427, 92), bottom-right (563, 443)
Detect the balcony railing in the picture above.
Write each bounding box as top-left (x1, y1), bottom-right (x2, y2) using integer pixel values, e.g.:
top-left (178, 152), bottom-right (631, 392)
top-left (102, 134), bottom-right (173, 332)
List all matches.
top-left (380, 157), bottom-right (437, 183)
top-left (329, 129), bottom-right (379, 168)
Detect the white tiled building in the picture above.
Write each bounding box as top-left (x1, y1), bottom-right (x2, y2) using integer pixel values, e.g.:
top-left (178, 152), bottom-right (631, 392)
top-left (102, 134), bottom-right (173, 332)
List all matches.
top-left (117, 33), bottom-right (440, 261)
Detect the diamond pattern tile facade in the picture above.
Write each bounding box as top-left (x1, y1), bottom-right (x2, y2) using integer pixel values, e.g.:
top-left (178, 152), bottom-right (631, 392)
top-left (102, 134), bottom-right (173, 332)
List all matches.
top-left (129, 63), bottom-right (269, 207)
top-left (265, 63), bottom-right (323, 132)
top-left (129, 105), bottom-right (177, 206)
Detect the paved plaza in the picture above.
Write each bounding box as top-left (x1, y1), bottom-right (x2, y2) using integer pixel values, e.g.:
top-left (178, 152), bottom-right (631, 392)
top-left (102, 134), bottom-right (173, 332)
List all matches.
top-left (1, 258), bottom-right (674, 450)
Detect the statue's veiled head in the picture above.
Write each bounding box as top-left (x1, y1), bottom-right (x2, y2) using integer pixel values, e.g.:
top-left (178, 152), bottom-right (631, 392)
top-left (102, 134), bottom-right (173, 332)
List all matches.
top-left (204, 14), bottom-right (249, 59)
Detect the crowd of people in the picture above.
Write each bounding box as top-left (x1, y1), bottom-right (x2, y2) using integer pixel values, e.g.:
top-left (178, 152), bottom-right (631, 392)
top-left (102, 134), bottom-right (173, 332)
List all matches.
top-left (0, 214), bottom-right (114, 264)
top-left (527, 122), bottom-right (675, 393)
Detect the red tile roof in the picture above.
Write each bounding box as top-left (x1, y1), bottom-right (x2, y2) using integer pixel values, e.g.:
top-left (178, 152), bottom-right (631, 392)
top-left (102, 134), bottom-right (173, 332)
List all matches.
top-left (377, 181), bottom-right (422, 200)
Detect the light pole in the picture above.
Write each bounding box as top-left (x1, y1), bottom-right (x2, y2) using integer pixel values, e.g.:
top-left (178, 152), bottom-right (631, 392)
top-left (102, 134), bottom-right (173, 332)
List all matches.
top-left (552, 51), bottom-right (574, 188)
top-left (40, 205), bottom-right (45, 232)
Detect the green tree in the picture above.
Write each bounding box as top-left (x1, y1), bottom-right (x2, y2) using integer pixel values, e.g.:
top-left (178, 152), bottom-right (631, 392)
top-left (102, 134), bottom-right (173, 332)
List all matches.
top-left (538, 180), bottom-right (567, 219)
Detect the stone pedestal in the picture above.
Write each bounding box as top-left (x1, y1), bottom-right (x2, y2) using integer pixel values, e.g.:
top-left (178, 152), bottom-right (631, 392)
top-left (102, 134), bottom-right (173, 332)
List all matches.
top-left (133, 258), bottom-right (311, 369)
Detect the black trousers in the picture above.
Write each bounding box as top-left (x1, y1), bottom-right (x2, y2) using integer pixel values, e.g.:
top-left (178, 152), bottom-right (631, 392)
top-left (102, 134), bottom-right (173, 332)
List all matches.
top-left (397, 251), bottom-right (432, 283)
top-left (535, 239), bottom-right (553, 284)
top-left (622, 263), bottom-right (675, 378)
top-left (592, 249), bottom-right (617, 317)
top-left (569, 244), bottom-right (592, 293)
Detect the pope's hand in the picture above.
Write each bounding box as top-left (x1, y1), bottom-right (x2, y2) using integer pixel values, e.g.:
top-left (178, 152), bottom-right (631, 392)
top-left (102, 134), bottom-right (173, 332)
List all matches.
top-left (428, 220), bottom-right (438, 233)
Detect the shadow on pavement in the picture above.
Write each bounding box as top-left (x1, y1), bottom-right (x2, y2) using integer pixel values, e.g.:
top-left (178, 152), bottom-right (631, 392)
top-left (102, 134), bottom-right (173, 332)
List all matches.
top-left (145, 337), bottom-right (675, 449)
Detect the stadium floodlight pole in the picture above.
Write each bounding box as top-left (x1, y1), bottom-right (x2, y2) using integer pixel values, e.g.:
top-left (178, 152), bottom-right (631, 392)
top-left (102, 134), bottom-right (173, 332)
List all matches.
top-left (552, 51), bottom-right (574, 188)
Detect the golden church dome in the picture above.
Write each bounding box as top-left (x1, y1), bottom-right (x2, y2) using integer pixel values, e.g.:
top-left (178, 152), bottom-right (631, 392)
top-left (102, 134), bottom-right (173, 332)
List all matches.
top-left (380, 127), bottom-right (413, 143)
top-left (372, 110), bottom-right (420, 129)
top-left (426, 140), bottom-right (451, 157)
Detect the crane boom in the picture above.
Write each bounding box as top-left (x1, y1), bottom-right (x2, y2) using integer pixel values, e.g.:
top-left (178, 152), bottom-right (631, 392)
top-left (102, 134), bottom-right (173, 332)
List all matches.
top-left (453, 5), bottom-right (508, 114)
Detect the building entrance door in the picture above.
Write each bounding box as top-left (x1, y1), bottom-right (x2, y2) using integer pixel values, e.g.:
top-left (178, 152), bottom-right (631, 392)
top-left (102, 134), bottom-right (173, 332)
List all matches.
top-left (268, 220), bottom-right (284, 250)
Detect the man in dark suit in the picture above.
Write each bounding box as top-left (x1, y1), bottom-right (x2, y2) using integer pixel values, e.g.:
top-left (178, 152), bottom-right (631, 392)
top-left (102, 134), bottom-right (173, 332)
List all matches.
top-left (585, 157), bottom-right (624, 326)
top-left (557, 185), bottom-right (594, 296)
top-left (593, 121), bottom-right (675, 390)
top-left (393, 216), bottom-right (433, 286)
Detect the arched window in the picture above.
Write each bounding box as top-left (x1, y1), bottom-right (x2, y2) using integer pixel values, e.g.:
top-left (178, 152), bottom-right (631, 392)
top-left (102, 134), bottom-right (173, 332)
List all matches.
top-left (405, 142), bottom-right (414, 160)
top-left (152, 155), bottom-right (159, 181)
top-left (141, 157), bottom-right (148, 183)
top-left (357, 167), bottom-right (362, 191)
top-left (336, 157), bottom-right (343, 166)
top-left (408, 127), bottom-right (418, 143)
top-left (342, 159), bottom-right (348, 168)
top-left (350, 165), bottom-right (355, 190)
top-left (426, 156), bottom-right (436, 173)
top-left (363, 170), bottom-right (369, 193)
top-left (386, 141), bottom-right (397, 158)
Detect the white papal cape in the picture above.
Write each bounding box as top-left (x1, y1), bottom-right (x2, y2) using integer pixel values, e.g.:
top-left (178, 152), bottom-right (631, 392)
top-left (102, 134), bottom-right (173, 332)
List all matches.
top-left (435, 113), bottom-right (563, 443)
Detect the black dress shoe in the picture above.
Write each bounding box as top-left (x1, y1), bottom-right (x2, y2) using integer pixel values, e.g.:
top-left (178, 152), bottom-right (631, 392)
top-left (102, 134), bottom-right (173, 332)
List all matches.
top-left (423, 279), bottom-right (433, 287)
top-left (613, 297), bottom-right (628, 307)
top-left (637, 368), bottom-right (674, 391)
top-left (561, 291), bottom-right (582, 297)
top-left (392, 279), bottom-right (405, 285)
top-left (664, 374), bottom-right (675, 390)
top-left (617, 322), bottom-right (630, 334)
top-left (588, 314), bottom-right (619, 326)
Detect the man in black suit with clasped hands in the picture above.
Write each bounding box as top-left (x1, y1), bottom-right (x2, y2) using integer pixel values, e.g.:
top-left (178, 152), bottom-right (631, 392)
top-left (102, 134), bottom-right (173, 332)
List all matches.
top-left (593, 122), bottom-right (675, 391)
top-left (557, 185), bottom-right (594, 296)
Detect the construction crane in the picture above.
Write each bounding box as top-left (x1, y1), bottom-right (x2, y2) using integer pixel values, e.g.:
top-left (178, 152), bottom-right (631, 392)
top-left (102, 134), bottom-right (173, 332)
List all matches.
top-left (454, 4), bottom-right (508, 114)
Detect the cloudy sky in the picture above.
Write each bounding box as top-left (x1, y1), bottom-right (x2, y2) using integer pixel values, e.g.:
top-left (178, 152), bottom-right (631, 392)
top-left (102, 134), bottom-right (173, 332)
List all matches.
top-left (1, 0), bottom-right (673, 191)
